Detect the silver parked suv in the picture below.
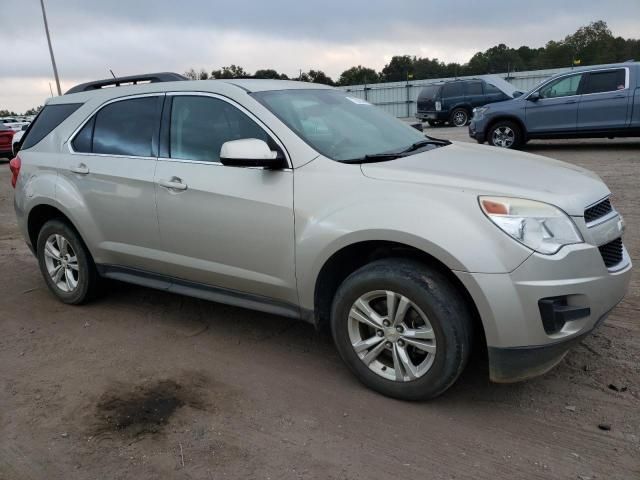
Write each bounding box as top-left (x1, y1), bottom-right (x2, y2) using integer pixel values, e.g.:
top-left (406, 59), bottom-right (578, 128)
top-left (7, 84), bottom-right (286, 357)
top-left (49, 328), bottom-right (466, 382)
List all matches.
top-left (11, 73), bottom-right (631, 399)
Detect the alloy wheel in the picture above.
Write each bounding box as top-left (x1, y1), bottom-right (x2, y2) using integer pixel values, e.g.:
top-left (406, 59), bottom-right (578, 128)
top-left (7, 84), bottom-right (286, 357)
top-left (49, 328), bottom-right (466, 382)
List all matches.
top-left (43, 234), bottom-right (79, 293)
top-left (347, 290), bottom-right (437, 382)
top-left (452, 111), bottom-right (468, 127)
top-left (492, 126), bottom-right (515, 148)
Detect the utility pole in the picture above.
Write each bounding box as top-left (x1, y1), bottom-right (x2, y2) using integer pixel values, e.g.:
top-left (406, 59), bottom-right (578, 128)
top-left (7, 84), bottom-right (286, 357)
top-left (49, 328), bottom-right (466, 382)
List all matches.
top-left (40, 0), bottom-right (61, 95)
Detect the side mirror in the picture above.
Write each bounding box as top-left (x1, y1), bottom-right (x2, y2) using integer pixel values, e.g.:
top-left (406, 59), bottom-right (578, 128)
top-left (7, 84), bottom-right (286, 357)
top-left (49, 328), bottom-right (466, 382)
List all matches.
top-left (512, 91), bottom-right (524, 98)
top-left (220, 138), bottom-right (284, 169)
top-left (527, 91), bottom-right (540, 102)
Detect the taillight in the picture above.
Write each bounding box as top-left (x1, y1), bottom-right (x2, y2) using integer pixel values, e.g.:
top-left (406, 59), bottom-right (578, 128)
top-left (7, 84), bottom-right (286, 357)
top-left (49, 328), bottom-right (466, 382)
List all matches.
top-left (9, 155), bottom-right (21, 188)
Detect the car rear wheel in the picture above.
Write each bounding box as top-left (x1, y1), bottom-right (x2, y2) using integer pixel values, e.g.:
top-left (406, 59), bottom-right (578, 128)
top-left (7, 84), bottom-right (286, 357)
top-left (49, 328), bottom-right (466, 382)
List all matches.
top-left (331, 259), bottom-right (472, 400)
top-left (487, 120), bottom-right (523, 149)
top-left (449, 108), bottom-right (469, 127)
top-left (37, 220), bottom-right (98, 305)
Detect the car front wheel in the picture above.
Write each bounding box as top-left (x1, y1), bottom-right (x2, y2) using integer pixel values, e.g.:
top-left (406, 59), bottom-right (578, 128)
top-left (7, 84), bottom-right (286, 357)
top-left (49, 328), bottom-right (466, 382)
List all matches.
top-left (331, 259), bottom-right (472, 400)
top-left (487, 120), bottom-right (523, 149)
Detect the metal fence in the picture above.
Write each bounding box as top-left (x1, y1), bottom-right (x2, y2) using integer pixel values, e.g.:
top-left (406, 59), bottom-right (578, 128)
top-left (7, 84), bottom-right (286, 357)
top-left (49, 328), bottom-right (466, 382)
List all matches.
top-left (338, 67), bottom-right (572, 118)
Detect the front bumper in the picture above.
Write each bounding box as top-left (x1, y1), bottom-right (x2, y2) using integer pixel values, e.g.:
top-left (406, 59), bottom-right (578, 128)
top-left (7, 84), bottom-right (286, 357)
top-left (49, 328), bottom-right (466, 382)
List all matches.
top-left (455, 241), bottom-right (632, 382)
top-left (468, 117), bottom-right (486, 142)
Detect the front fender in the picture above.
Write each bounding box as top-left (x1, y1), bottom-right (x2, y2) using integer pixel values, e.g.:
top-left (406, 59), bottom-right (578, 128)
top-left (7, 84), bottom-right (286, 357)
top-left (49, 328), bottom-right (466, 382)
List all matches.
top-left (293, 157), bottom-right (532, 310)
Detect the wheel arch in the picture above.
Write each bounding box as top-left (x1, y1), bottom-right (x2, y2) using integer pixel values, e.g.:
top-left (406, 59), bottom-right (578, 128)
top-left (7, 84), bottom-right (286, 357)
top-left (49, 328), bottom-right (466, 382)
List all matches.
top-left (486, 115), bottom-right (528, 139)
top-left (27, 202), bottom-right (88, 255)
top-left (312, 239), bottom-right (485, 348)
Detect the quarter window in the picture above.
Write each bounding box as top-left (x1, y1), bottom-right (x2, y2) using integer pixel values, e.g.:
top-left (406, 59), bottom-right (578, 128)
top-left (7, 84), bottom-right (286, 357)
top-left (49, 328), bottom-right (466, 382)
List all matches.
top-left (169, 96), bottom-right (270, 162)
top-left (72, 96), bottom-right (161, 156)
top-left (538, 74), bottom-right (584, 99)
top-left (583, 69), bottom-right (626, 94)
top-left (22, 103), bottom-right (82, 150)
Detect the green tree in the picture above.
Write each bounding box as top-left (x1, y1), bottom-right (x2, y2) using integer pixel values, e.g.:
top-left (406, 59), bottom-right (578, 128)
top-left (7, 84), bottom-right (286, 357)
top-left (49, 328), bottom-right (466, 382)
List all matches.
top-left (306, 70), bottom-right (335, 85)
top-left (337, 66), bottom-right (380, 86)
top-left (0, 109), bottom-right (18, 117)
top-left (23, 106), bottom-right (43, 116)
top-left (254, 69), bottom-right (289, 80)
top-left (381, 55), bottom-right (415, 82)
top-left (184, 68), bottom-right (210, 80)
top-left (210, 65), bottom-right (248, 79)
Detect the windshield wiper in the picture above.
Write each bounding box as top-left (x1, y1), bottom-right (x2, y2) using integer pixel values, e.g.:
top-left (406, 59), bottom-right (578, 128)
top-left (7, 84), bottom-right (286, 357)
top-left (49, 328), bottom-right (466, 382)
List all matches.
top-left (341, 152), bottom-right (404, 164)
top-left (340, 137), bottom-right (451, 164)
top-left (399, 137), bottom-right (451, 153)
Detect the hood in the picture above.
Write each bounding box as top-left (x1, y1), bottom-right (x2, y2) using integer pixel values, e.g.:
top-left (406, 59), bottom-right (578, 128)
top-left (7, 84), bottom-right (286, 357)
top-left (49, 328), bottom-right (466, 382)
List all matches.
top-left (360, 142), bottom-right (609, 216)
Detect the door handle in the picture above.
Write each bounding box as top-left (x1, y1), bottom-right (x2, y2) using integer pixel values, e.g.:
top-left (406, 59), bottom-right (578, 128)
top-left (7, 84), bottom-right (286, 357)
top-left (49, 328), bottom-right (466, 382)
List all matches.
top-left (159, 177), bottom-right (188, 191)
top-left (70, 163), bottom-right (89, 175)
top-left (564, 99), bottom-right (577, 104)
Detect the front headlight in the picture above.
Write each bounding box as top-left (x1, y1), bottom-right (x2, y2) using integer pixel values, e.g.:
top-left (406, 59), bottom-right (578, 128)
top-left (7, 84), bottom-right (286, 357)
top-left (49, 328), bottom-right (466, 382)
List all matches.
top-left (479, 196), bottom-right (583, 255)
top-left (473, 106), bottom-right (489, 116)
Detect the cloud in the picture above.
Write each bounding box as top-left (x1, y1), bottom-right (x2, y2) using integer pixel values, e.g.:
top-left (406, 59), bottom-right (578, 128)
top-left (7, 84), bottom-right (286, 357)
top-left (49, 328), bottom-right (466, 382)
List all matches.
top-left (1, 0), bottom-right (639, 111)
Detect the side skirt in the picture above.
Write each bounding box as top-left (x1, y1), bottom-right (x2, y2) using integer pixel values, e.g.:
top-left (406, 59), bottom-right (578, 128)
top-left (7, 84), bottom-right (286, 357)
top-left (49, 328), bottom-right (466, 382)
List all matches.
top-left (96, 264), bottom-right (315, 324)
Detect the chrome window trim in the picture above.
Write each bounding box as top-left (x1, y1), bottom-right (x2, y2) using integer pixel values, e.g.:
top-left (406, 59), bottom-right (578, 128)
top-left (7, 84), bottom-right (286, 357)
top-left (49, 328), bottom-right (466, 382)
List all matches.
top-left (163, 91), bottom-right (293, 169)
top-left (66, 92), bottom-right (164, 158)
top-left (526, 67), bottom-right (629, 100)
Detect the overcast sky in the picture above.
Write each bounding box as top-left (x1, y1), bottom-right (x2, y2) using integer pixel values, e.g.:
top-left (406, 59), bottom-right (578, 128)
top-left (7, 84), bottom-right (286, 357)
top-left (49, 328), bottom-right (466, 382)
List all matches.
top-left (1, 0), bottom-right (639, 112)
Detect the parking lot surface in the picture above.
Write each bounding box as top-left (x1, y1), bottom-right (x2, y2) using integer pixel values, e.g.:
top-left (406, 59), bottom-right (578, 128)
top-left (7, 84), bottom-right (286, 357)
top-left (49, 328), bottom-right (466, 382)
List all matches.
top-left (1, 128), bottom-right (638, 479)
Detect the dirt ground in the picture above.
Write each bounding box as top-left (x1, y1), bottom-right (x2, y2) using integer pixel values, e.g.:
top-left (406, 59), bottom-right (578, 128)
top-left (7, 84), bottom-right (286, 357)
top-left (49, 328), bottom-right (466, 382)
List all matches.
top-left (1, 128), bottom-right (638, 480)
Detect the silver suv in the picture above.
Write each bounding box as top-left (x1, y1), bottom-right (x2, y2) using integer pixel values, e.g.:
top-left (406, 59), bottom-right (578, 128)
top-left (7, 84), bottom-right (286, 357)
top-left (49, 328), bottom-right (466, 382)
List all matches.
top-left (11, 73), bottom-right (631, 400)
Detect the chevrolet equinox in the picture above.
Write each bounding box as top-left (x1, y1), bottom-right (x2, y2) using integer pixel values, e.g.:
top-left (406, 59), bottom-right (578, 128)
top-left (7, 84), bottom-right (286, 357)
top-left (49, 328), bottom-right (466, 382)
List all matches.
top-left (10, 73), bottom-right (631, 400)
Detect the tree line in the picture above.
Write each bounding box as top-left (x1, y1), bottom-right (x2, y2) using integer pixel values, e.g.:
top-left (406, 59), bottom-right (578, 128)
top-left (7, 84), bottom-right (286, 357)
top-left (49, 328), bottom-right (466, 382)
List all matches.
top-left (185, 20), bottom-right (638, 86)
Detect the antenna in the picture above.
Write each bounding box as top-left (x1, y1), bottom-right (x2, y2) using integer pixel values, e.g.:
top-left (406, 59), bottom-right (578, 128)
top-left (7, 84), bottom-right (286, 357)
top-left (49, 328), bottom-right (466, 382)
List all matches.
top-left (109, 69), bottom-right (117, 80)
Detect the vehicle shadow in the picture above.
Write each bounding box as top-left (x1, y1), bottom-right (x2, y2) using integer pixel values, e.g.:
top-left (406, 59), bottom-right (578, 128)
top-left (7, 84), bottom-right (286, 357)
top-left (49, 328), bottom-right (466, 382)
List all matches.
top-left (101, 279), bottom-right (533, 405)
top-left (523, 141), bottom-right (640, 152)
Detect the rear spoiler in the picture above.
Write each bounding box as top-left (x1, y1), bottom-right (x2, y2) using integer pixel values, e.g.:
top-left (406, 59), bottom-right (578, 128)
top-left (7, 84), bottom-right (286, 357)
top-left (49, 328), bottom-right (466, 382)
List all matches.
top-left (65, 72), bottom-right (188, 94)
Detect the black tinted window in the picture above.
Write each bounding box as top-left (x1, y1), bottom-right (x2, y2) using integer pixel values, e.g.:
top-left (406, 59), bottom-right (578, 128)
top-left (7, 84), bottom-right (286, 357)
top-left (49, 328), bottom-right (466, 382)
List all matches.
top-left (92, 97), bottom-right (161, 157)
top-left (466, 82), bottom-right (483, 95)
top-left (484, 83), bottom-right (502, 94)
top-left (21, 103), bottom-right (82, 150)
top-left (418, 85), bottom-right (440, 99)
top-left (442, 82), bottom-right (464, 97)
top-left (72, 116), bottom-right (95, 153)
top-left (169, 96), bottom-right (269, 162)
top-left (584, 69), bottom-right (626, 94)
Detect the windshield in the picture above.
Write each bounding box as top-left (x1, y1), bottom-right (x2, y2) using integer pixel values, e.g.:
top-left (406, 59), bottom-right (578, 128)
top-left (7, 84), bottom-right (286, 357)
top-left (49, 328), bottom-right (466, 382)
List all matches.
top-left (253, 89), bottom-right (428, 162)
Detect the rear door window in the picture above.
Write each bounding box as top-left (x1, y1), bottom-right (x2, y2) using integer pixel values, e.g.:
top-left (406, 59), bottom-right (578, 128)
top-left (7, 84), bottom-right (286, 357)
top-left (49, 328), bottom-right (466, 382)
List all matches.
top-left (583, 69), bottom-right (626, 94)
top-left (442, 82), bottom-right (464, 97)
top-left (465, 82), bottom-right (483, 95)
top-left (21, 103), bottom-right (82, 150)
top-left (72, 96), bottom-right (162, 156)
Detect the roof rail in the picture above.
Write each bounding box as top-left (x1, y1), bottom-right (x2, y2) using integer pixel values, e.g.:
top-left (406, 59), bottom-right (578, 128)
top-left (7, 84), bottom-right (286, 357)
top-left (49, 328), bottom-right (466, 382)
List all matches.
top-left (65, 72), bottom-right (188, 95)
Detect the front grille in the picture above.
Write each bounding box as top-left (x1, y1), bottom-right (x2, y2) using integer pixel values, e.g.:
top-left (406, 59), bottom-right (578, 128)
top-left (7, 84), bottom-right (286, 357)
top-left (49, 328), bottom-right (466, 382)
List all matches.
top-left (598, 238), bottom-right (623, 268)
top-left (584, 198), bottom-right (612, 224)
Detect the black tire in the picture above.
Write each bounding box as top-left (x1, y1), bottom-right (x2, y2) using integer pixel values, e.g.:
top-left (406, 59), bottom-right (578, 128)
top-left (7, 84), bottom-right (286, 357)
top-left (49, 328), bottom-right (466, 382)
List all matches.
top-left (487, 120), bottom-right (523, 149)
top-left (331, 259), bottom-right (473, 400)
top-left (449, 108), bottom-right (469, 127)
top-left (36, 219), bottom-right (98, 305)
